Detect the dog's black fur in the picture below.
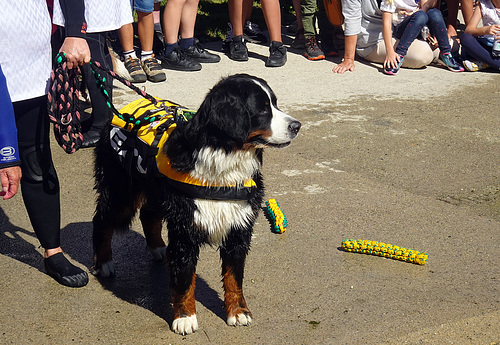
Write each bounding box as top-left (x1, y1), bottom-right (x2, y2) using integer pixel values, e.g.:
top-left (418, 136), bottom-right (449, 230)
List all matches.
top-left (92, 74), bottom-right (300, 335)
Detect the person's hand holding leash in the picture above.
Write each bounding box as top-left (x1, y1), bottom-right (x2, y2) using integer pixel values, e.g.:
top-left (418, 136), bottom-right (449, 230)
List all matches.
top-left (59, 37), bottom-right (90, 69)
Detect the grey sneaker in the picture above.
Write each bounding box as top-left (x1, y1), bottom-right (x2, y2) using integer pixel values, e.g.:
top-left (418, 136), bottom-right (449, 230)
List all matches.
top-left (141, 56), bottom-right (166, 82)
top-left (124, 56), bottom-right (147, 83)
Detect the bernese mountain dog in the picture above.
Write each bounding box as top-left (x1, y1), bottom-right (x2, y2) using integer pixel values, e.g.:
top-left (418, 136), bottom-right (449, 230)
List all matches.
top-left (91, 74), bottom-right (301, 335)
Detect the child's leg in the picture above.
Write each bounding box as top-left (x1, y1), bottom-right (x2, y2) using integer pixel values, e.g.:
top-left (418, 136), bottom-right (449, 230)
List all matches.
top-left (393, 11), bottom-right (429, 56)
top-left (426, 8), bottom-right (451, 53)
top-left (461, 32), bottom-right (500, 69)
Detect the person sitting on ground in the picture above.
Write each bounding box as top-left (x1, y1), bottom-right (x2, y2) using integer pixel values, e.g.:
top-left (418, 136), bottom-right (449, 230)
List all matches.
top-left (380, 0), bottom-right (464, 74)
top-left (119, 0), bottom-right (166, 83)
top-left (226, 0), bottom-right (287, 67)
top-left (156, 0), bottom-right (220, 71)
top-left (301, 0), bottom-right (340, 60)
top-left (460, 0), bottom-right (500, 71)
top-left (333, 0), bottom-right (442, 73)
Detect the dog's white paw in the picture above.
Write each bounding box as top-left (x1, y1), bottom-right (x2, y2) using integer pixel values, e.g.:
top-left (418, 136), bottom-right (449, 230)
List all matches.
top-left (148, 246), bottom-right (167, 263)
top-left (92, 261), bottom-right (115, 277)
top-left (227, 312), bottom-right (252, 326)
top-left (172, 315), bottom-right (198, 335)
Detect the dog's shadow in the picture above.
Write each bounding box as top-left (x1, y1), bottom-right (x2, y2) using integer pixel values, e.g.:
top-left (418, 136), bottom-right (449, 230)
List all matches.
top-left (93, 229), bottom-right (226, 324)
top-left (0, 208), bottom-right (225, 324)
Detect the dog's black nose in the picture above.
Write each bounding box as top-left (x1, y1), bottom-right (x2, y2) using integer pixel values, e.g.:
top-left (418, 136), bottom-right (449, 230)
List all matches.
top-left (289, 121), bottom-right (301, 135)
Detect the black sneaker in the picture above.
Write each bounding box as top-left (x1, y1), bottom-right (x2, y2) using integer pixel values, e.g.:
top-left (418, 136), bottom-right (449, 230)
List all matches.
top-left (227, 35), bottom-right (248, 61)
top-left (304, 36), bottom-right (325, 60)
top-left (157, 47), bottom-right (202, 71)
top-left (184, 38), bottom-right (221, 63)
top-left (266, 41), bottom-right (287, 67)
top-left (243, 21), bottom-right (267, 44)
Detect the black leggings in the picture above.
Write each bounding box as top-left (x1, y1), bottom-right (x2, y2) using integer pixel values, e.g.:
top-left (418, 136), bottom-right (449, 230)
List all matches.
top-left (14, 96), bottom-right (61, 250)
top-left (81, 32), bottom-right (113, 131)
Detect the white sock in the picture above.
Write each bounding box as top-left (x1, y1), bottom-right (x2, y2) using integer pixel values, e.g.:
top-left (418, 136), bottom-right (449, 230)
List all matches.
top-left (123, 49), bottom-right (137, 59)
top-left (141, 50), bottom-right (154, 61)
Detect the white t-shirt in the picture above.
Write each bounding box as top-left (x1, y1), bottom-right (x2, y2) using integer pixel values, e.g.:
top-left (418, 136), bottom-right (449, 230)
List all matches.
top-left (480, 0), bottom-right (500, 34)
top-left (52, 0), bottom-right (133, 33)
top-left (0, 0), bottom-right (52, 102)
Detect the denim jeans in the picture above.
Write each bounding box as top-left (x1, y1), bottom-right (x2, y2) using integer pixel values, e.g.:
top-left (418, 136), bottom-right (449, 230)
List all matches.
top-left (394, 8), bottom-right (450, 56)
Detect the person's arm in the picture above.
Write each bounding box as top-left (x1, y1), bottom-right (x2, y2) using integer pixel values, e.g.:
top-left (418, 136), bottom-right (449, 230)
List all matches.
top-left (333, 35), bottom-right (357, 73)
top-left (334, 0), bottom-right (362, 73)
top-left (57, 0), bottom-right (91, 69)
top-left (0, 65), bottom-right (22, 200)
top-left (382, 11), bottom-right (400, 69)
top-left (465, 5), bottom-right (500, 38)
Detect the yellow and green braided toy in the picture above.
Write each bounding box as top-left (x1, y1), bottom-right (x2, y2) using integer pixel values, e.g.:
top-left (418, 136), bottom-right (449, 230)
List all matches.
top-left (265, 198), bottom-right (288, 233)
top-left (342, 239), bottom-right (428, 265)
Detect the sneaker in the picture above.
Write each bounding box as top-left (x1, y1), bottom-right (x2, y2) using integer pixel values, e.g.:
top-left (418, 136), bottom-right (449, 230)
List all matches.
top-left (244, 21), bottom-right (267, 44)
top-left (384, 55), bottom-right (404, 75)
top-left (124, 56), bottom-right (147, 83)
top-left (227, 35), bottom-right (249, 61)
top-left (141, 56), bottom-right (166, 82)
top-left (438, 52), bottom-right (464, 72)
top-left (292, 28), bottom-right (306, 49)
top-left (157, 47), bottom-right (202, 71)
top-left (304, 36), bottom-right (325, 60)
top-left (463, 59), bottom-right (489, 72)
top-left (266, 41), bottom-right (287, 67)
top-left (184, 38), bottom-right (221, 63)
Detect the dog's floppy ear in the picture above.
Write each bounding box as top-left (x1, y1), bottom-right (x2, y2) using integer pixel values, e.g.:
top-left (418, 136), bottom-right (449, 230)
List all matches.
top-left (197, 88), bottom-right (251, 144)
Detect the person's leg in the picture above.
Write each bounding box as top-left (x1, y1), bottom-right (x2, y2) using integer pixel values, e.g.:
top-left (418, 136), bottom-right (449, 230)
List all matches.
top-left (302, 0), bottom-right (325, 59)
top-left (81, 32), bottom-right (114, 147)
top-left (260, 0), bottom-right (283, 42)
top-left (364, 38), bottom-right (434, 68)
top-left (119, 23), bottom-right (148, 83)
top-left (119, 23), bottom-right (135, 53)
top-left (14, 96), bottom-right (88, 287)
top-left (461, 32), bottom-right (500, 69)
top-left (426, 8), bottom-right (451, 53)
top-left (157, 0), bottom-right (201, 70)
top-left (179, 0), bottom-right (221, 63)
top-left (445, 0), bottom-right (459, 36)
top-left (461, 0), bottom-right (474, 26)
top-left (228, 0), bottom-right (245, 37)
top-left (261, 0), bottom-right (287, 66)
top-left (317, 0), bottom-right (338, 56)
top-left (393, 11), bottom-right (428, 56)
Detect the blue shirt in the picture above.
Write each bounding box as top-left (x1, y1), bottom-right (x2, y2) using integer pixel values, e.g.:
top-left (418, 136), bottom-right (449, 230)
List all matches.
top-left (0, 64), bottom-right (20, 168)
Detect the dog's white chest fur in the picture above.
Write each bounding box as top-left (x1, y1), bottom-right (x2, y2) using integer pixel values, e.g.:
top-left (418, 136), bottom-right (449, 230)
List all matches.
top-left (194, 199), bottom-right (254, 244)
top-left (190, 147), bottom-right (260, 244)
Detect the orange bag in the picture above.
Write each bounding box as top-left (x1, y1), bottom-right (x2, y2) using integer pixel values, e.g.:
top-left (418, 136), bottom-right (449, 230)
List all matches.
top-left (324, 0), bottom-right (344, 26)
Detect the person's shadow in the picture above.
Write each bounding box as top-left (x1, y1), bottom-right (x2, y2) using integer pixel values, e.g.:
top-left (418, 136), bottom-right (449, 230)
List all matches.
top-left (0, 208), bottom-right (225, 325)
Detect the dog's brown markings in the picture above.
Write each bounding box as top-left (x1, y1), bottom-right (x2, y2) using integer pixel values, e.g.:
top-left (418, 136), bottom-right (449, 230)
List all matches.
top-left (139, 207), bottom-right (166, 249)
top-left (172, 272), bottom-right (197, 319)
top-left (222, 264), bottom-right (251, 319)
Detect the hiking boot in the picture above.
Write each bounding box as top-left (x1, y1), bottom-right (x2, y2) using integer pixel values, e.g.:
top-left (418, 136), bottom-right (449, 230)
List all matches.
top-left (463, 59), bottom-right (489, 72)
top-left (184, 38), bottom-right (221, 63)
top-left (244, 21), bottom-right (267, 44)
top-left (227, 35), bottom-right (248, 61)
top-left (141, 56), bottom-right (166, 82)
top-left (304, 36), bottom-right (325, 60)
top-left (266, 41), bottom-right (287, 67)
top-left (157, 47), bottom-right (202, 71)
top-left (384, 55), bottom-right (404, 75)
top-left (438, 52), bottom-right (464, 72)
top-left (124, 56), bottom-right (147, 83)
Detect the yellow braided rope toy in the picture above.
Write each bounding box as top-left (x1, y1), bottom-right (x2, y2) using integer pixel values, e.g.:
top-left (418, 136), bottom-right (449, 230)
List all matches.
top-left (342, 239), bottom-right (428, 265)
top-left (265, 198), bottom-right (288, 233)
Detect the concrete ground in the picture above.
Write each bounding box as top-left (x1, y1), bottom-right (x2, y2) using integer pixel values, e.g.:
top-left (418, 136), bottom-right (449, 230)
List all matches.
top-left (0, 34), bottom-right (499, 345)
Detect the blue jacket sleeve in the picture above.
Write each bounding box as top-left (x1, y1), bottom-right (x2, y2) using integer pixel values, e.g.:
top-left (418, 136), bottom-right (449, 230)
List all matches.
top-left (0, 64), bottom-right (21, 169)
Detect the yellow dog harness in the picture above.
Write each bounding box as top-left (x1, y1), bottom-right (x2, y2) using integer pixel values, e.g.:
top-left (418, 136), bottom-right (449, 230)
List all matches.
top-left (110, 98), bottom-right (257, 200)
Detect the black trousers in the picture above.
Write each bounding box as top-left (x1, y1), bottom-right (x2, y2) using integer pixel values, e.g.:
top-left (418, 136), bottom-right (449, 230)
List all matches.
top-left (14, 96), bottom-right (61, 249)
